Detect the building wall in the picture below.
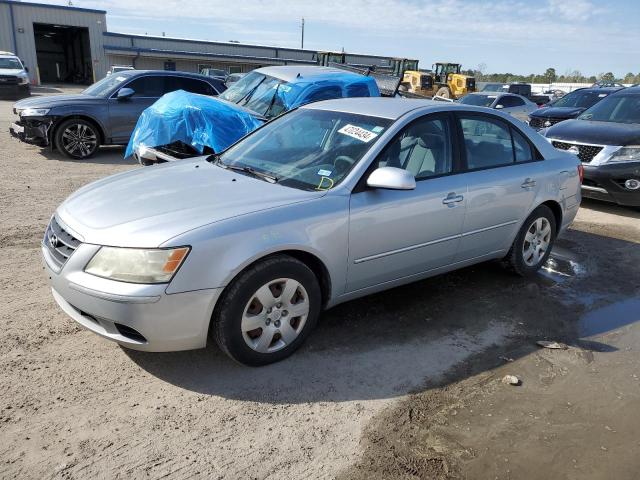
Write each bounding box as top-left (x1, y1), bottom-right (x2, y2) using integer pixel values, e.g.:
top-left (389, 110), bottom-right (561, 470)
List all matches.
top-left (0, 0), bottom-right (108, 84)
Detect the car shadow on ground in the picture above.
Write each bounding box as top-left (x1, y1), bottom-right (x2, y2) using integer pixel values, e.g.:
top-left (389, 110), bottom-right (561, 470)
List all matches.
top-left (37, 145), bottom-right (137, 166)
top-left (126, 229), bottom-right (639, 404)
top-left (580, 198), bottom-right (640, 219)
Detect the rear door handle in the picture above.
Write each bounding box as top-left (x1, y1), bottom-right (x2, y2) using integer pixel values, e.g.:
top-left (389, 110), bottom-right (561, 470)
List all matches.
top-left (442, 192), bottom-right (464, 206)
top-left (521, 178), bottom-right (537, 188)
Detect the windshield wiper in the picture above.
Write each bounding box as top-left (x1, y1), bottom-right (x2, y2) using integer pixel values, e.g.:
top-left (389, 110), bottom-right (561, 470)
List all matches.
top-left (215, 158), bottom-right (278, 183)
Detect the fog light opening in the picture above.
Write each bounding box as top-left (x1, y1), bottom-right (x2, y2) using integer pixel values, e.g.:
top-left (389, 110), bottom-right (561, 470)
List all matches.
top-left (624, 179), bottom-right (640, 190)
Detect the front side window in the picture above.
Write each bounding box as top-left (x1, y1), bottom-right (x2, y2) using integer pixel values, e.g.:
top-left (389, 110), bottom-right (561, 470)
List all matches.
top-left (460, 116), bottom-right (515, 169)
top-left (578, 94), bottom-right (640, 124)
top-left (371, 116), bottom-right (453, 180)
top-left (218, 109), bottom-right (391, 191)
top-left (124, 76), bottom-right (164, 97)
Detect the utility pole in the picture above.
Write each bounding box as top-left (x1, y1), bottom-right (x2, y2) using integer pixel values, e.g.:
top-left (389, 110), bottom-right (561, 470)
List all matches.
top-left (301, 18), bottom-right (305, 49)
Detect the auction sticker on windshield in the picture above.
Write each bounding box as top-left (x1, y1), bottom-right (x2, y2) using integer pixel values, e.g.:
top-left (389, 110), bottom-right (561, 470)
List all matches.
top-left (338, 124), bottom-right (378, 143)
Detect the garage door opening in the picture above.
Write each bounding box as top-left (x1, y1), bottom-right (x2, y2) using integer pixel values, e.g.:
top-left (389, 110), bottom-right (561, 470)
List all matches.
top-left (33, 23), bottom-right (93, 84)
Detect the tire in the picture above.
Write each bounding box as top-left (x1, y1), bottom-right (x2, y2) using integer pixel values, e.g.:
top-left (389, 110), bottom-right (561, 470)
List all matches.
top-left (54, 118), bottom-right (100, 159)
top-left (435, 87), bottom-right (450, 99)
top-left (505, 205), bottom-right (556, 276)
top-left (211, 255), bottom-right (322, 366)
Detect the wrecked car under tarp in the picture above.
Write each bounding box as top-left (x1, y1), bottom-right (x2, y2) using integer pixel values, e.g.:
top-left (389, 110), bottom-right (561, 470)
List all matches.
top-left (127, 66), bottom-right (381, 164)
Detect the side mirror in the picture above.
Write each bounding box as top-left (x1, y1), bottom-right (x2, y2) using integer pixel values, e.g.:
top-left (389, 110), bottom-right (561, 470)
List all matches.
top-left (24, 66), bottom-right (29, 73)
top-left (495, 104), bottom-right (504, 109)
top-left (366, 167), bottom-right (416, 190)
top-left (116, 87), bottom-right (135, 100)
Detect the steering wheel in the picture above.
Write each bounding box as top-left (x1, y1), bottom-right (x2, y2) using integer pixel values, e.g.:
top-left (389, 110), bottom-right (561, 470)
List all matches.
top-left (334, 155), bottom-right (355, 174)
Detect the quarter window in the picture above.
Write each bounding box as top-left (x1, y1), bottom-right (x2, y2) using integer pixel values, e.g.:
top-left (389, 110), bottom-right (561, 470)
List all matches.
top-left (373, 116), bottom-right (453, 180)
top-left (512, 129), bottom-right (534, 163)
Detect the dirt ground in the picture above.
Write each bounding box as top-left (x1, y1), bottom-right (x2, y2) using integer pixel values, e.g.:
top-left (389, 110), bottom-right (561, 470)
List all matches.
top-left (0, 87), bottom-right (639, 479)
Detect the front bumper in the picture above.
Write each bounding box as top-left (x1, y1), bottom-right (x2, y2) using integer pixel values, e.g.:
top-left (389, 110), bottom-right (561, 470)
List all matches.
top-left (43, 240), bottom-right (223, 352)
top-left (10, 116), bottom-right (53, 146)
top-left (582, 162), bottom-right (640, 207)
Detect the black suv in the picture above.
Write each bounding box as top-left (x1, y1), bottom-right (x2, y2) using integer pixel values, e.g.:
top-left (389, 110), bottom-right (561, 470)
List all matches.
top-left (545, 87), bottom-right (640, 207)
top-left (529, 87), bottom-right (622, 131)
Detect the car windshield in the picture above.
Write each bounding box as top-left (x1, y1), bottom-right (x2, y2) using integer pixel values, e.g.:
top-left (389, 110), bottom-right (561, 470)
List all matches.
top-left (551, 90), bottom-right (608, 109)
top-left (218, 71), bottom-right (287, 117)
top-left (0, 57), bottom-right (23, 69)
top-left (578, 94), bottom-right (640, 124)
top-left (459, 94), bottom-right (496, 107)
top-left (218, 108), bottom-right (391, 191)
top-left (83, 74), bottom-right (132, 97)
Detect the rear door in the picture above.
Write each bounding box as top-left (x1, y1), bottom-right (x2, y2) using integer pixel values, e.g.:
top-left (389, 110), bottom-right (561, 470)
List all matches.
top-left (107, 75), bottom-right (165, 143)
top-left (453, 112), bottom-right (544, 262)
top-left (347, 113), bottom-right (468, 292)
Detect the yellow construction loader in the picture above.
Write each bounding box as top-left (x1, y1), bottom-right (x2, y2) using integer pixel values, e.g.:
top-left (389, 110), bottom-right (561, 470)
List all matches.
top-left (402, 62), bottom-right (476, 99)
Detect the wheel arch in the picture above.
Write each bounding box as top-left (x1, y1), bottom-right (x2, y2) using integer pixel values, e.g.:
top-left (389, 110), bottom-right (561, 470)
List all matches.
top-left (539, 199), bottom-right (563, 234)
top-left (218, 249), bottom-right (333, 311)
top-left (52, 115), bottom-right (105, 147)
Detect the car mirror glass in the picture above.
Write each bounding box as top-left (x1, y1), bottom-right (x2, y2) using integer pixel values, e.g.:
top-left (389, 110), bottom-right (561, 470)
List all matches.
top-left (366, 167), bottom-right (416, 190)
top-left (495, 104), bottom-right (504, 109)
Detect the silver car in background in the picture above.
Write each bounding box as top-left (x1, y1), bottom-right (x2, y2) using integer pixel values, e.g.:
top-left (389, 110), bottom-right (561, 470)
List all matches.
top-left (43, 98), bottom-right (581, 366)
top-left (459, 92), bottom-right (538, 122)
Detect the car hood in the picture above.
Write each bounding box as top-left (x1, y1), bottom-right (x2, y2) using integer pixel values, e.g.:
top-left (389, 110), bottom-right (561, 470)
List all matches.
top-left (56, 157), bottom-right (324, 247)
top-left (531, 106), bottom-right (585, 119)
top-left (14, 93), bottom-right (103, 110)
top-left (545, 119), bottom-right (640, 146)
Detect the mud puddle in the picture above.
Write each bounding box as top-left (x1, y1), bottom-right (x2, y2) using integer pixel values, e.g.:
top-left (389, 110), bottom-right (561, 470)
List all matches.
top-left (579, 297), bottom-right (640, 337)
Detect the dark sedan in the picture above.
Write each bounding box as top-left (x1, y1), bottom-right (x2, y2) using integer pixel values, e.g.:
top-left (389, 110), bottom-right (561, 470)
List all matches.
top-left (545, 86), bottom-right (640, 208)
top-left (529, 87), bottom-right (622, 131)
top-left (9, 70), bottom-right (226, 159)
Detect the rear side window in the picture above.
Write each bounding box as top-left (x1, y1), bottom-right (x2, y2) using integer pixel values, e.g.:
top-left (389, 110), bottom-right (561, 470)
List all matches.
top-left (459, 115), bottom-right (536, 169)
top-left (125, 76), bottom-right (164, 97)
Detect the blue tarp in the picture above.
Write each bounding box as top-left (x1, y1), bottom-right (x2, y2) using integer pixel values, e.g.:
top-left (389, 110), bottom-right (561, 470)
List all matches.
top-left (125, 70), bottom-right (380, 158)
top-left (124, 90), bottom-right (264, 158)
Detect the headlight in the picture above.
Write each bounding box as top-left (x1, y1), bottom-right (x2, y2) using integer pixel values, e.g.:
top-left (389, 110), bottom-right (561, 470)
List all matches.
top-left (85, 246), bottom-right (190, 284)
top-left (606, 146), bottom-right (640, 163)
top-left (20, 108), bottom-right (50, 117)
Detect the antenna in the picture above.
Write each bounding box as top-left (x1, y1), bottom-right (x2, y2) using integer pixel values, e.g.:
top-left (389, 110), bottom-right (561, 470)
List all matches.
top-left (300, 18), bottom-right (305, 49)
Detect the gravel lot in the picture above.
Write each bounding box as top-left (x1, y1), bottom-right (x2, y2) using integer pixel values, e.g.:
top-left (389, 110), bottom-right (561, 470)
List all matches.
top-left (1, 87), bottom-right (638, 479)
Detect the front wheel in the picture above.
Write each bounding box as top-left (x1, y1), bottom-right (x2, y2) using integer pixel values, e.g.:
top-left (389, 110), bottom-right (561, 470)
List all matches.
top-left (505, 205), bottom-right (556, 276)
top-left (211, 255), bottom-right (322, 366)
top-left (435, 87), bottom-right (450, 99)
top-left (55, 118), bottom-right (100, 159)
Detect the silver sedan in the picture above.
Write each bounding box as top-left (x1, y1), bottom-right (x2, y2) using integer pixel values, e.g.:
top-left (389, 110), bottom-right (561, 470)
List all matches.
top-left (459, 92), bottom-right (539, 122)
top-left (44, 98), bottom-right (581, 366)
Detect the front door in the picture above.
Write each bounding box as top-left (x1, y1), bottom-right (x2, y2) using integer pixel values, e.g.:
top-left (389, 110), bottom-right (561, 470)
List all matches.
top-left (107, 75), bottom-right (164, 143)
top-left (347, 114), bottom-right (467, 292)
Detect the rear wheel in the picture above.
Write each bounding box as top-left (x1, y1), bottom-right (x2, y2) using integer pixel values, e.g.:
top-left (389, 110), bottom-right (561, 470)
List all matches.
top-left (212, 255), bottom-right (321, 366)
top-left (505, 205), bottom-right (556, 276)
top-left (55, 118), bottom-right (100, 159)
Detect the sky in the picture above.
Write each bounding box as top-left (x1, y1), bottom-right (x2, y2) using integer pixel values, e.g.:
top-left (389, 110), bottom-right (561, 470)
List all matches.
top-left (38, 0), bottom-right (640, 77)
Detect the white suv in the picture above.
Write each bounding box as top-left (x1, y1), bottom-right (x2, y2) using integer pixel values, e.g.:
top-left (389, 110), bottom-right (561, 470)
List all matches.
top-left (0, 51), bottom-right (30, 98)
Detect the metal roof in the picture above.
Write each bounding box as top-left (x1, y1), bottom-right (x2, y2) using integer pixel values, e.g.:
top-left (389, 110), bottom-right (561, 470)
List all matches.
top-left (0, 0), bottom-right (106, 14)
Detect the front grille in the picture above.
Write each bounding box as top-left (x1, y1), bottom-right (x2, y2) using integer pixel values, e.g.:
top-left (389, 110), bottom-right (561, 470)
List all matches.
top-left (44, 217), bottom-right (81, 269)
top-left (0, 75), bottom-right (19, 85)
top-left (551, 141), bottom-right (604, 163)
top-left (529, 117), bottom-right (564, 130)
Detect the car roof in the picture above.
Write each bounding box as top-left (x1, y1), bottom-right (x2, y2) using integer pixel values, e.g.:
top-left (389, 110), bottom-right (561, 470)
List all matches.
top-left (121, 70), bottom-right (220, 82)
top-left (253, 65), bottom-right (357, 83)
top-left (610, 86), bottom-right (640, 95)
top-left (573, 86), bottom-right (624, 94)
top-left (303, 97), bottom-right (458, 120)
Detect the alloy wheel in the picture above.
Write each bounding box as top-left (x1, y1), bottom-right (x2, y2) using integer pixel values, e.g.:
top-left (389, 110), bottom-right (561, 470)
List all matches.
top-left (61, 123), bottom-right (97, 158)
top-left (522, 217), bottom-right (552, 266)
top-left (241, 278), bottom-right (310, 353)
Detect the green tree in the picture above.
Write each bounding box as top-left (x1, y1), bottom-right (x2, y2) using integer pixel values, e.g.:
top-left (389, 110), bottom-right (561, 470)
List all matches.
top-left (599, 72), bottom-right (615, 83)
top-left (623, 72), bottom-right (635, 84)
top-left (544, 67), bottom-right (557, 83)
